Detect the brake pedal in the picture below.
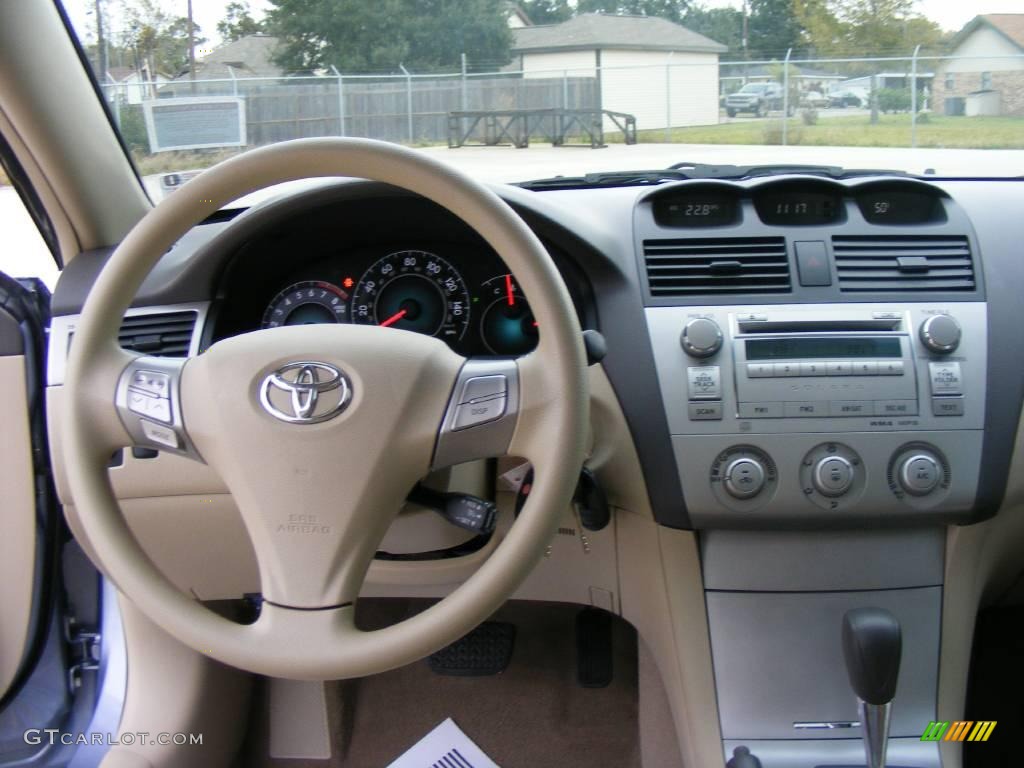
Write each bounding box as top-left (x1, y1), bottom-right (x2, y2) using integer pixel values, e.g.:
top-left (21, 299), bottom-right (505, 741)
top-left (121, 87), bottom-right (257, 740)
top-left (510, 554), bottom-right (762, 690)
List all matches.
top-left (428, 621), bottom-right (516, 676)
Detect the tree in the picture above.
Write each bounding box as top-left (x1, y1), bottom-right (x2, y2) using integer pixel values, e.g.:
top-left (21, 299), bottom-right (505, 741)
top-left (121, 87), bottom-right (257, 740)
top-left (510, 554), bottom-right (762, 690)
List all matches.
top-left (119, 0), bottom-right (206, 77)
top-left (267, 0), bottom-right (513, 73)
top-left (683, 6), bottom-right (743, 52)
top-left (519, 0), bottom-right (573, 25)
top-left (576, 1), bottom-right (693, 24)
top-left (748, 0), bottom-right (801, 58)
top-left (217, 1), bottom-right (264, 42)
top-left (796, 0), bottom-right (945, 58)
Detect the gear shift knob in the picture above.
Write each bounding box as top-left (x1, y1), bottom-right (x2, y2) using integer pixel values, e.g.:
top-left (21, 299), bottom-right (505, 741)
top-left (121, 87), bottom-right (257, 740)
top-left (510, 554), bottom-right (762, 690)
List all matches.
top-left (842, 607), bottom-right (902, 705)
top-left (842, 608), bottom-right (902, 768)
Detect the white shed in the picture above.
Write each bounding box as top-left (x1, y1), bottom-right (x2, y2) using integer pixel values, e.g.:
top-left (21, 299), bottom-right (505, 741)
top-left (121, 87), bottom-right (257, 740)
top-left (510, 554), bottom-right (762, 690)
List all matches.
top-left (511, 13), bottom-right (727, 130)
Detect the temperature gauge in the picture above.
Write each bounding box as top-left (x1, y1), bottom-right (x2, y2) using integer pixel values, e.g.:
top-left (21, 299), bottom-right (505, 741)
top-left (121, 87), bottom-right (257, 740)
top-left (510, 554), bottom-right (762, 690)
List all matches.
top-left (479, 274), bottom-right (538, 356)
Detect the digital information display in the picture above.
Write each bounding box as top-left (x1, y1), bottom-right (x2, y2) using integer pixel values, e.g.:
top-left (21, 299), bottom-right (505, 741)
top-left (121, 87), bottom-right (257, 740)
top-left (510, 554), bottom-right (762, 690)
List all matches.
top-left (754, 189), bottom-right (842, 226)
top-left (857, 187), bottom-right (943, 225)
top-left (653, 192), bottom-right (738, 228)
top-left (746, 337), bottom-right (902, 360)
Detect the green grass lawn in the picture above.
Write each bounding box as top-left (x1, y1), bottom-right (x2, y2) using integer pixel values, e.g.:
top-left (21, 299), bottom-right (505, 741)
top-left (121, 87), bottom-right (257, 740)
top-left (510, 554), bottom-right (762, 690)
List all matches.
top-left (628, 114), bottom-right (1024, 150)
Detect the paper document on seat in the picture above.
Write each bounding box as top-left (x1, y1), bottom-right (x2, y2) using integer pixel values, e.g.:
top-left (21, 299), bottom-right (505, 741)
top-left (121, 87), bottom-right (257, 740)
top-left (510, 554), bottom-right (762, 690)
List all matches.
top-left (387, 717), bottom-right (500, 768)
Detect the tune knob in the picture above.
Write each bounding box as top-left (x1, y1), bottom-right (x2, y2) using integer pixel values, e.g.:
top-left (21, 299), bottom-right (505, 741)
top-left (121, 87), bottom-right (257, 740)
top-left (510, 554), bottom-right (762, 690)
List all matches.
top-left (681, 318), bottom-right (723, 359)
top-left (897, 452), bottom-right (942, 496)
top-left (919, 314), bottom-right (961, 354)
top-left (723, 456), bottom-right (767, 499)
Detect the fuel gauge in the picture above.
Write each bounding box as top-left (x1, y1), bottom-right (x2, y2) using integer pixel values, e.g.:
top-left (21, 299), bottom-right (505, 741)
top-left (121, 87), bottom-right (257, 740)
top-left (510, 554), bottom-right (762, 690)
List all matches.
top-left (480, 274), bottom-right (538, 355)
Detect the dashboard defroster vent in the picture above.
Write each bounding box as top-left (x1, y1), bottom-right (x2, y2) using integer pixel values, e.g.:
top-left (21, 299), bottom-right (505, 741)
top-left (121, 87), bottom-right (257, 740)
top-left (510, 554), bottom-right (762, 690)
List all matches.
top-left (832, 235), bottom-right (974, 293)
top-left (117, 310), bottom-right (197, 356)
top-left (643, 237), bottom-right (790, 296)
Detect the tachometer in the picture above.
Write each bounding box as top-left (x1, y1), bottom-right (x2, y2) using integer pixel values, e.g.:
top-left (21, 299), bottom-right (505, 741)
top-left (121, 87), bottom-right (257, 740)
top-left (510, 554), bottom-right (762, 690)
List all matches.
top-left (351, 250), bottom-right (470, 342)
top-left (480, 273), bottom-right (537, 355)
top-left (262, 280), bottom-right (349, 328)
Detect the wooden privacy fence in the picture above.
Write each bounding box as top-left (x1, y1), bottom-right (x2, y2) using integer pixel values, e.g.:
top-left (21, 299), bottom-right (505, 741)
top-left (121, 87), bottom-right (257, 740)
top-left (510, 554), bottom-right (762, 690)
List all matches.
top-left (222, 75), bottom-right (600, 146)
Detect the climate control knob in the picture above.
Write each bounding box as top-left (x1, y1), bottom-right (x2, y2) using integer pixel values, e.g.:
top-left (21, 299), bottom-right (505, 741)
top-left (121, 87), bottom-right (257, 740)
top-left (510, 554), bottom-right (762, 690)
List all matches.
top-left (723, 456), bottom-right (767, 499)
top-left (919, 314), bottom-right (961, 354)
top-left (813, 456), bottom-right (855, 497)
top-left (681, 317), bottom-right (723, 359)
top-left (897, 452), bottom-right (942, 496)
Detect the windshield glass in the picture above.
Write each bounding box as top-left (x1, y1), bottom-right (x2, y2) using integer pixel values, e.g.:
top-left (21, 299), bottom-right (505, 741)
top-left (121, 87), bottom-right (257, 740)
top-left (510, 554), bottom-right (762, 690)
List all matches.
top-left (61, 1), bottom-right (1023, 188)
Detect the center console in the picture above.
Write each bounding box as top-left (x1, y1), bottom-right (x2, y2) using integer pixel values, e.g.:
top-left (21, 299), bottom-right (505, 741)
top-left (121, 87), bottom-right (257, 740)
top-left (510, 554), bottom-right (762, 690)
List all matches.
top-left (633, 177), bottom-right (993, 768)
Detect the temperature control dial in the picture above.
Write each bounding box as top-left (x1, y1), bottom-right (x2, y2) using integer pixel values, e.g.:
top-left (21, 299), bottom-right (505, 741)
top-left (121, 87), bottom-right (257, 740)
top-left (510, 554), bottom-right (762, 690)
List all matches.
top-left (710, 446), bottom-right (777, 511)
top-left (897, 452), bottom-right (942, 496)
top-left (681, 318), bottom-right (723, 359)
top-left (888, 443), bottom-right (951, 505)
top-left (919, 314), bottom-right (961, 355)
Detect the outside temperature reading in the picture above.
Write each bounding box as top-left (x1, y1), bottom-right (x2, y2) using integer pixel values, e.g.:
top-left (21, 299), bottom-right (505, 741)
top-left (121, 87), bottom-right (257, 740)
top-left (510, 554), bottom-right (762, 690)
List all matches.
top-left (653, 190), bottom-right (738, 227)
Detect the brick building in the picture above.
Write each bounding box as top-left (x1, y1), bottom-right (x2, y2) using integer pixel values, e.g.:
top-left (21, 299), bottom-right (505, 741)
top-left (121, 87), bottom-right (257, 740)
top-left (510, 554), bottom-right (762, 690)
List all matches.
top-left (935, 14), bottom-right (1024, 117)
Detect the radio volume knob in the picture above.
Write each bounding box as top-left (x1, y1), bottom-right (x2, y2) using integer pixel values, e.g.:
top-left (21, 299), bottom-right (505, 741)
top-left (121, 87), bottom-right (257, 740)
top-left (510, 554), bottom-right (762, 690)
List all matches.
top-left (681, 318), bottom-right (723, 359)
top-left (920, 315), bottom-right (961, 354)
top-left (723, 457), bottom-right (767, 499)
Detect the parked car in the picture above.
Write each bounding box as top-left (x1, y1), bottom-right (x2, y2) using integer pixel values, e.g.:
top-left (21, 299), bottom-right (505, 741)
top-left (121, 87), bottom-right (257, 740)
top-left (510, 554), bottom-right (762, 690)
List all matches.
top-left (725, 82), bottom-right (790, 117)
top-left (800, 90), bottom-right (829, 108)
top-left (828, 88), bottom-right (868, 108)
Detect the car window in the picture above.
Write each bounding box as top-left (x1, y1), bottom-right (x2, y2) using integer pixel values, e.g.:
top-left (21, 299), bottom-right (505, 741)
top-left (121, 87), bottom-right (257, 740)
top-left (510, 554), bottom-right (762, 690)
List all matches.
top-left (58, 1), bottom-right (1024, 182)
top-left (0, 167), bottom-right (59, 288)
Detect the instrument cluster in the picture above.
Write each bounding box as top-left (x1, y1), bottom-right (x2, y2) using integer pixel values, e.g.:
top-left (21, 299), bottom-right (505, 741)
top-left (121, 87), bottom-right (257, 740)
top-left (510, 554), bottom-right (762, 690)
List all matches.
top-left (255, 244), bottom-right (539, 357)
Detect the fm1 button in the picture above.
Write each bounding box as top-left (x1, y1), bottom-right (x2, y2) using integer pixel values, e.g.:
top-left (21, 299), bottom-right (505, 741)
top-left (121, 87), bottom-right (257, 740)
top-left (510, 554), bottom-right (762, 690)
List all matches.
top-left (723, 457), bottom-right (766, 499)
top-left (813, 456), bottom-right (855, 497)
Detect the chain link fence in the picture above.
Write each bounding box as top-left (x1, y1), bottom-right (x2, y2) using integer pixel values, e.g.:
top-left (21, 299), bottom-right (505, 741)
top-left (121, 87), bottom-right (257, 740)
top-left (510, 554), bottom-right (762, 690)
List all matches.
top-left (103, 51), bottom-right (1024, 155)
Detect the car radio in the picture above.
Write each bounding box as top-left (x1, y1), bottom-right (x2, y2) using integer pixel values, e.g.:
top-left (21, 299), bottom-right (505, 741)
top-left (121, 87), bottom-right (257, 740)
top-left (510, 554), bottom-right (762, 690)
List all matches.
top-left (645, 303), bottom-right (986, 526)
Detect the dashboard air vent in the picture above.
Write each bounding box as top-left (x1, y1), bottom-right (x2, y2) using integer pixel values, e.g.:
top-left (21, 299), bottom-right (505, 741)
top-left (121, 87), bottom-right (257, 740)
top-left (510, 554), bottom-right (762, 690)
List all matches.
top-left (643, 237), bottom-right (790, 296)
top-left (117, 310), bottom-right (197, 356)
top-left (833, 235), bottom-right (974, 293)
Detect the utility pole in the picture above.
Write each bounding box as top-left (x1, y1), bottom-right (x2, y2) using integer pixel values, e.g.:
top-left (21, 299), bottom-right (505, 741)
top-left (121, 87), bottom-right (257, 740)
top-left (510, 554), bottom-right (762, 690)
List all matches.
top-left (187, 0), bottom-right (196, 92)
top-left (94, 0), bottom-right (108, 79)
top-left (742, 0), bottom-right (749, 61)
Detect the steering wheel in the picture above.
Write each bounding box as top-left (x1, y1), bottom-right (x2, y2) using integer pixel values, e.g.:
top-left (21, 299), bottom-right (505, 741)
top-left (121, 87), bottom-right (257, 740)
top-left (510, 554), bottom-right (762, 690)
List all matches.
top-left (62, 138), bottom-right (588, 679)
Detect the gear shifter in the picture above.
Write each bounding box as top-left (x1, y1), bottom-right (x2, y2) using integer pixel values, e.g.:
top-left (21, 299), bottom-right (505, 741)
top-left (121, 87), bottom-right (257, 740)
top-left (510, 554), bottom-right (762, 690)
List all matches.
top-left (842, 608), bottom-right (902, 768)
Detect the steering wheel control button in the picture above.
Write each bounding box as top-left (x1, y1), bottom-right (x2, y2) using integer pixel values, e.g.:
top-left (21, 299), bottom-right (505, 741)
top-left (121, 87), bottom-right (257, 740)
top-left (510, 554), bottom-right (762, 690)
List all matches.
top-left (800, 443), bottom-right (865, 510)
top-left (688, 402), bottom-right (723, 420)
top-left (920, 314), bottom-right (962, 354)
top-left (259, 361), bottom-right (352, 424)
top-left (680, 318), bottom-right (723, 359)
top-left (898, 454), bottom-right (942, 496)
top-left (723, 458), bottom-right (766, 499)
top-left (140, 419), bottom-right (179, 449)
top-left (933, 396), bottom-right (965, 416)
top-left (929, 362), bottom-right (963, 396)
top-left (127, 388), bottom-right (173, 424)
top-left (813, 456), bottom-right (855, 497)
top-left (130, 370), bottom-right (170, 397)
top-left (453, 395), bottom-right (507, 431)
top-left (459, 375), bottom-right (507, 404)
top-left (687, 366), bottom-right (721, 400)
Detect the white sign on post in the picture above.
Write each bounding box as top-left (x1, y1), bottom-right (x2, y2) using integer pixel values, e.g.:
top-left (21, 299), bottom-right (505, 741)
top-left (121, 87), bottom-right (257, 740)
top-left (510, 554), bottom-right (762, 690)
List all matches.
top-left (143, 97), bottom-right (247, 152)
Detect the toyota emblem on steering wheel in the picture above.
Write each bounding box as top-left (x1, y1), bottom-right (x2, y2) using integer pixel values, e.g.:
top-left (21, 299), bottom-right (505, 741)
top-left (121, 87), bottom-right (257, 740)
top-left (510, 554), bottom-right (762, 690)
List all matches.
top-left (259, 362), bottom-right (352, 424)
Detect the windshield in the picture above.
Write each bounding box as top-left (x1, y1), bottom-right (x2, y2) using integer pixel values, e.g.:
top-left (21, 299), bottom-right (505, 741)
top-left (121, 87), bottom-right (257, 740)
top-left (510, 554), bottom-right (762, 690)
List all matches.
top-left (61, 1), bottom-right (1023, 187)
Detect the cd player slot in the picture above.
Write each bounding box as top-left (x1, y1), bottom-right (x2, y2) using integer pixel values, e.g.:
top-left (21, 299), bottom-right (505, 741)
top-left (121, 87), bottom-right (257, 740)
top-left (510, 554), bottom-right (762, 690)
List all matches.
top-left (736, 319), bottom-right (902, 334)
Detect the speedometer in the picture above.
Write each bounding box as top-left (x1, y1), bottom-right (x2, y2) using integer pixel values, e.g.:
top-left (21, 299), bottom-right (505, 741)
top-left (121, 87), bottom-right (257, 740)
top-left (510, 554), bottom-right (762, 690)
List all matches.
top-left (351, 250), bottom-right (471, 342)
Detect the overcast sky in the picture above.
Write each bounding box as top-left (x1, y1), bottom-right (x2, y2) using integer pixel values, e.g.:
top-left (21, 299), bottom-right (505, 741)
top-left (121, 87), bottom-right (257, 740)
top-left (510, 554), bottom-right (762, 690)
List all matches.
top-left (66, 0), bottom-right (1022, 50)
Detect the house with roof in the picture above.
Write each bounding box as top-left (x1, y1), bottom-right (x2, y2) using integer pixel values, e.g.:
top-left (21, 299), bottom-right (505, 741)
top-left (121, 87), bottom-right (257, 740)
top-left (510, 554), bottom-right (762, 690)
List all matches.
top-left (104, 66), bottom-right (168, 105)
top-left (512, 13), bottom-right (727, 129)
top-left (162, 35), bottom-right (284, 96)
top-left (934, 14), bottom-right (1024, 116)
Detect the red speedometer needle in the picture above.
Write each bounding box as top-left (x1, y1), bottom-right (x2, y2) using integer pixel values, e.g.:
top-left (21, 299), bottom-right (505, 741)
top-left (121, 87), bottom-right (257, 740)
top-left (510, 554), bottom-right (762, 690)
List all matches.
top-left (379, 309), bottom-right (407, 327)
top-left (505, 273), bottom-right (515, 306)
